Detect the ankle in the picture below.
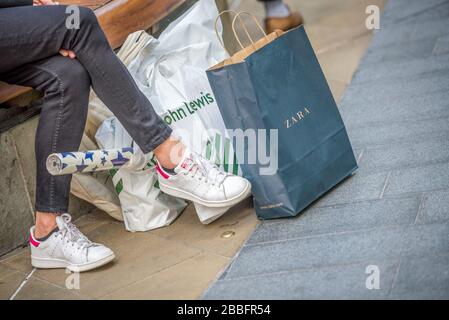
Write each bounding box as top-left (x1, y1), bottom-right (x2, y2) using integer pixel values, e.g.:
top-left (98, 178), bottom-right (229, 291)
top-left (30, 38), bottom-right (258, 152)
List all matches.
top-left (154, 137), bottom-right (186, 169)
top-left (35, 212), bottom-right (58, 239)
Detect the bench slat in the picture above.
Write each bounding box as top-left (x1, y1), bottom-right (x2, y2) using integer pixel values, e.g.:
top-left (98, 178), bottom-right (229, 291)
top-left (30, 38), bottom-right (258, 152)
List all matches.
top-left (0, 82), bottom-right (32, 104)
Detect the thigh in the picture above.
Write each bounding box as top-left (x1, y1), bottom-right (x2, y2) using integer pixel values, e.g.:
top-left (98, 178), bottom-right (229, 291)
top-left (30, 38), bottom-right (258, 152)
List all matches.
top-left (0, 5), bottom-right (73, 74)
top-left (1, 55), bottom-right (91, 105)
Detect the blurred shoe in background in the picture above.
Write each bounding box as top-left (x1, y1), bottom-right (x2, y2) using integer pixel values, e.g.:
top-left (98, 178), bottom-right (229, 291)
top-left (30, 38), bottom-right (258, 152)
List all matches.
top-left (259, 0), bottom-right (303, 34)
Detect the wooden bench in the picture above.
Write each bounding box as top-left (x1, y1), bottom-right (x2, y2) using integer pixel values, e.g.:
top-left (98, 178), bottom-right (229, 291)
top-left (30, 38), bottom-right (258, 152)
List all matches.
top-left (0, 0), bottom-right (185, 106)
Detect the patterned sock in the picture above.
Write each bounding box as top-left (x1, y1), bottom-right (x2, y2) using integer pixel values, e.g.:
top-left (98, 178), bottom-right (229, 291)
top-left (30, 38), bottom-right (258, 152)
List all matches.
top-left (264, 0), bottom-right (290, 18)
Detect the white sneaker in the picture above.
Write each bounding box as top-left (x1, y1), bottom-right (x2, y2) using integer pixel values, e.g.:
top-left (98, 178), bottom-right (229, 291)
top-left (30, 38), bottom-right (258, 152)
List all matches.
top-left (30, 214), bottom-right (115, 272)
top-left (156, 149), bottom-right (251, 208)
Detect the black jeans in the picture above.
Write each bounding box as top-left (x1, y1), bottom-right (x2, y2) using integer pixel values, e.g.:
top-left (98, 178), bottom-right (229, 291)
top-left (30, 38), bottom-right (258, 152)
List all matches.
top-left (0, 5), bottom-right (172, 213)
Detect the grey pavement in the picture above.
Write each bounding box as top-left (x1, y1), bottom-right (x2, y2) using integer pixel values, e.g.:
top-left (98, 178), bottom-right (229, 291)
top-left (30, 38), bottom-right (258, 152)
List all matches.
top-left (204, 0), bottom-right (449, 299)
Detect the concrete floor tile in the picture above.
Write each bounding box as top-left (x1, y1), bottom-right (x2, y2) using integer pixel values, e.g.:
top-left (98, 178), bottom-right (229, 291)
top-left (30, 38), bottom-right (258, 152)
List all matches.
top-left (0, 269), bottom-right (26, 300)
top-left (33, 231), bottom-right (201, 298)
top-left (0, 262), bottom-right (27, 299)
top-left (13, 276), bottom-right (85, 300)
top-left (0, 263), bottom-right (18, 281)
top-left (73, 209), bottom-right (117, 234)
top-left (83, 221), bottom-right (136, 249)
top-left (103, 253), bottom-right (230, 300)
top-left (0, 247), bottom-right (33, 274)
top-left (0, 247), bottom-right (28, 263)
top-left (151, 200), bottom-right (258, 258)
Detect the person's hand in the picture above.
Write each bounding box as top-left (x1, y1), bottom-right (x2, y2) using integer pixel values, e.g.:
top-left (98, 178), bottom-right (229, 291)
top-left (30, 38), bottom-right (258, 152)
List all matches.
top-left (33, 0), bottom-right (59, 6)
top-left (59, 49), bottom-right (77, 59)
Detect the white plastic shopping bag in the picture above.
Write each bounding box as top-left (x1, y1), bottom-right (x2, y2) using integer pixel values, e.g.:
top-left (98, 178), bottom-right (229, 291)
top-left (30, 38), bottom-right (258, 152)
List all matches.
top-left (96, 117), bottom-right (187, 232)
top-left (71, 31), bottom-right (156, 221)
top-left (127, 0), bottom-right (239, 224)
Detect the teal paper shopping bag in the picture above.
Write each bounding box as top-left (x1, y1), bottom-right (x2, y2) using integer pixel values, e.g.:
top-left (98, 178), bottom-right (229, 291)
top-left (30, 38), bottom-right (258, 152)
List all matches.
top-left (207, 12), bottom-right (358, 219)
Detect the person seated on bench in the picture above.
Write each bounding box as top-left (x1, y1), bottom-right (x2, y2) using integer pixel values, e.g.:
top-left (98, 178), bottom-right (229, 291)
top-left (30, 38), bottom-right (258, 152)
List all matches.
top-left (0, 0), bottom-right (251, 272)
top-left (259, 0), bottom-right (303, 34)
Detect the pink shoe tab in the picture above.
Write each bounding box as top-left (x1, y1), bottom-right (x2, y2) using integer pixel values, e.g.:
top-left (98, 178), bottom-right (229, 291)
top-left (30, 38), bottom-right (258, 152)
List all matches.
top-left (29, 233), bottom-right (40, 247)
top-left (156, 164), bottom-right (170, 180)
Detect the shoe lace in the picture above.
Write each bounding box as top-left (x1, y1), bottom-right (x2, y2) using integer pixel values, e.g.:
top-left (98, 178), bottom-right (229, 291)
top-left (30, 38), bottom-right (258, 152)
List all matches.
top-left (58, 214), bottom-right (94, 251)
top-left (185, 153), bottom-right (227, 187)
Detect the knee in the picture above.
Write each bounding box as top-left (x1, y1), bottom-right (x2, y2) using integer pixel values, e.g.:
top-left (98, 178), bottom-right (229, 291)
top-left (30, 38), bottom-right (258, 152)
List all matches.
top-left (78, 6), bottom-right (99, 27)
top-left (78, 7), bottom-right (109, 46)
top-left (42, 57), bottom-right (91, 99)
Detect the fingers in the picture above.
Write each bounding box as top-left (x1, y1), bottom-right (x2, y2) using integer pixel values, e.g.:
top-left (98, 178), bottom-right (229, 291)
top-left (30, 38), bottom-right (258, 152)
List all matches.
top-left (59, 49), bottom-right (68, 57)
top-left (59, 49), bottom-right (77, 59)
top-left (42, 0), bottom-right (58, 5)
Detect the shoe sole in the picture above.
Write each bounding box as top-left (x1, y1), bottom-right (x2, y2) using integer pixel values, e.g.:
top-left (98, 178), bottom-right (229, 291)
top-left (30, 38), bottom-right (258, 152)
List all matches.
top-left (31, 253), bottom-right (115, 273)
top-left (159, 180), bottom-right (252, 208)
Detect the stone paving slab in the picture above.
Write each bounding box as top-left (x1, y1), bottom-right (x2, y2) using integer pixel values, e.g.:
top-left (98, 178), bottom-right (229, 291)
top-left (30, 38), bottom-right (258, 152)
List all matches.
top-left (206, 260), bottom-right (399, 300)
top-left (416, 190), bottom-right (449, 225)
top-left (351, 52), bottom-right (449, 85)
top-left (348, 117), bottom-right (449, 149)
top-left (220, 222), bottom-right (449, 280)
top-left (204, 0), bottom-right (449, 299)
top-left (357, 138), bottom-right (449, 173)
top-left (389, 252), bottom-right (449, 299)
top-left (340, 90), bottom-right (449, 127)
top-left (385, 162), bottom-right (449, 196)
top-left (312, 172), bottom-right (388, 207)
top-left (247, 196), bottom-right (419, 244)
top-left (343, 74), bottom-right (449, 111)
